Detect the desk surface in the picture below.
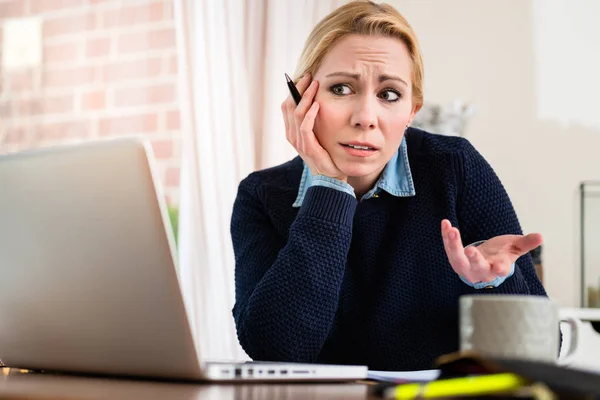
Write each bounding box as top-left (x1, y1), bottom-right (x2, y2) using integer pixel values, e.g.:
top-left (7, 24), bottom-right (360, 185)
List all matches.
top-left (0, 369), bottom-right (373, 400)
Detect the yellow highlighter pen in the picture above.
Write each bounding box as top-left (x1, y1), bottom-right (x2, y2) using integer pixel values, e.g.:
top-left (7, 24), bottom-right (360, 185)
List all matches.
top-left (383, 373), bottom-right (528, 399)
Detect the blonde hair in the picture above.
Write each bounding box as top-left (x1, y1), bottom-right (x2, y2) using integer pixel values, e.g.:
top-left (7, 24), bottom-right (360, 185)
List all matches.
top-left (293, 0), bottom-right (424, 108)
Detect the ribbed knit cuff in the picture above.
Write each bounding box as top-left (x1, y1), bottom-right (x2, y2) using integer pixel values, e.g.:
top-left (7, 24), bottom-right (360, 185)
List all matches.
top-left (298, 186), bottom-right (357, 226)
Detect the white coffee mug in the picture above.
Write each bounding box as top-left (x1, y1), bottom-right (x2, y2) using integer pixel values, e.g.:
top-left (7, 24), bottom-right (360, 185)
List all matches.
top-left (459, 295), bottom-right (580, 365)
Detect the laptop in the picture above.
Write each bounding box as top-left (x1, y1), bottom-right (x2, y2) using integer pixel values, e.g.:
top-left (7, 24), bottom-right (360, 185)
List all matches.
top-left (0, 138), bottom-right (367, 382)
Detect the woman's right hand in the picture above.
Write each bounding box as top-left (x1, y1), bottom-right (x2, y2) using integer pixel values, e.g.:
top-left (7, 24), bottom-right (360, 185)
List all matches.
top-left (282, 74), bottom-right (347, 182)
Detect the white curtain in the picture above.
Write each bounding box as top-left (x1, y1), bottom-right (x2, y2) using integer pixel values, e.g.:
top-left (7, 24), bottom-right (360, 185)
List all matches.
top-left (253, 0), bottom-right (348, 169)
top-left (174, 0), bottom-right (344, 361)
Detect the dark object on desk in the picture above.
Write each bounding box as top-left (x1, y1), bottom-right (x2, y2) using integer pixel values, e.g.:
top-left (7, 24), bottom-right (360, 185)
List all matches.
top-left (372, 351), bottom-right (600, 399)
top-left (436, 352), bottom-right (600, 399)
top-left (285, 73), bottom-right (302, 105)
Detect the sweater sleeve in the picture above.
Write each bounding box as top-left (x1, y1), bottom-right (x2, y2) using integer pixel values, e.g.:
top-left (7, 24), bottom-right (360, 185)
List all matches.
top-left (455, 140), bottom-right (547, 296)
top-left (230, 176), bottom-right (357, 362)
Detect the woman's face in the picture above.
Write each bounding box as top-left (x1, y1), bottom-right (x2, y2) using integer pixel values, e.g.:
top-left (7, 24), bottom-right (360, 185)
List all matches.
top-left (313, 34), bottom-right (419, 181)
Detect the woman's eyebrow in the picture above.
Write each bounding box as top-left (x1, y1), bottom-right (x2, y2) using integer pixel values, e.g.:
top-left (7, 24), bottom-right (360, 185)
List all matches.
top-left (325, 72), bottom-right (408, 87)
top-left (379, 74), bottom-right (408, 87)
top-left (326, 71), bottom-right (360, 80)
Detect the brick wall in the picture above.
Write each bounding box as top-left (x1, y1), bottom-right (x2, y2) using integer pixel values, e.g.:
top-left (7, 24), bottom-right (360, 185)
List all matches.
top-left (0, 0), bottom-right (182, 205)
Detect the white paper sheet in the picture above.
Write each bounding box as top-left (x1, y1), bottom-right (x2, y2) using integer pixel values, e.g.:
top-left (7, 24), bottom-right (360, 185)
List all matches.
top-left (367, 369), bottom-right (441, 382)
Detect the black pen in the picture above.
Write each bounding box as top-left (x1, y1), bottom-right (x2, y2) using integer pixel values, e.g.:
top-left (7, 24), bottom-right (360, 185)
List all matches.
top-left (285, 73), bottom-right (302, 106)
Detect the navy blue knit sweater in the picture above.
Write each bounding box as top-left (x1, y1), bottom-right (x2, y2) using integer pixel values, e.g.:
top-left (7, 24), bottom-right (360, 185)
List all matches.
top-left (230, 128), bottom-right (547, 371)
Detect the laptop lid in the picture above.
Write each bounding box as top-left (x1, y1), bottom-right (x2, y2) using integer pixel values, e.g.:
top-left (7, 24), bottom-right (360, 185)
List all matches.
top-left (0, 138), bottom-right (203, 380)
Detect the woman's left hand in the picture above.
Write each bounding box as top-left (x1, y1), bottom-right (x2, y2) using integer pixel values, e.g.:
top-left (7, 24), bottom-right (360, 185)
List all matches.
top-left (441, 219), bottom-right (543, 284)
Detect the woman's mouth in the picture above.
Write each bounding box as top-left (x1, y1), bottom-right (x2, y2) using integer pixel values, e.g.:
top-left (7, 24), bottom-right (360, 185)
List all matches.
top-left (340, 142), bottom-right (378, 157)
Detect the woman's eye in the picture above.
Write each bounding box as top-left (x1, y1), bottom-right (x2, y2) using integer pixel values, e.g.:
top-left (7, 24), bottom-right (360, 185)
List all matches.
top-left (379, 89), bottom-right (401, 102)
top-left (330, 84), bottom-right (352, 96)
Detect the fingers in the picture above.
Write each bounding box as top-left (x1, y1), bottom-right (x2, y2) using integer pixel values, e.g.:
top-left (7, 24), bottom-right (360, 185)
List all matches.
top-left (510, 233), bottom-right (543, 255)
top-left (441, 220), bottom-right (543, 284)
top-left (285, 102), bottom-right (296, 147)
top-left (489, 257), bottom-right (513, 277)
top-left (282, 74), bottom-right (311, 147)
top-left (442, 219), bottom-right (500, 283)
top-left (293, 78), bottom-right (320, 157)
top-left (465, 246), bottom-right (496, 282)
top-left (441, 219), bottom-right (471, 277)
top-left (282, 74), bottom-right (319, 150)
top-left (295, 73), bottom-right (312, 94)
top-left (294, 80), bottom-right (319, 126)
top-left (280, 73), bottom-right (342, 179)
top-left (490, 233), bottom-right (542, 278)
top-left (283, 73), bottom-right (312, 114)
top-left (298, 102), bottom-right (320, 156)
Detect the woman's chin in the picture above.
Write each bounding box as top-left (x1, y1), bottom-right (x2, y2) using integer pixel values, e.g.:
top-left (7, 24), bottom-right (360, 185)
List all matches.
top-left (335, 161), bottom-right (380, 179)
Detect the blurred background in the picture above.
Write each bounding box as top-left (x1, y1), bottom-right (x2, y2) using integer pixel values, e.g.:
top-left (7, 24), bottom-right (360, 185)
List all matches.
top-left (1, 0), bottom-right (600, 360)
top-left (0, 0), bottom-right (181, 201)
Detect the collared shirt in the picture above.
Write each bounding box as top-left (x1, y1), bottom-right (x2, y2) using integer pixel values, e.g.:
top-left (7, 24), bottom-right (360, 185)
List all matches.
top-left (292, 137), bottom-right (513, 289)
top-left (293, 137), bottom-right (415, 207)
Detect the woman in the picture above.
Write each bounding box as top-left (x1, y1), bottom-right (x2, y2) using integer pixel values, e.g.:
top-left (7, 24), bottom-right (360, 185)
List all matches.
top-left (230, 0), bottom-right (546, 371)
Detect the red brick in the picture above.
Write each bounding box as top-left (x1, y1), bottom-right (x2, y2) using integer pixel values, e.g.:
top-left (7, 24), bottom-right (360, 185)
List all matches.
top-left (113, 83), bottom-right (175, 108)
top-left (17, 99), bottom-right (43, 116)
top-left (102, 2), bottom-right (164, 28)
top-left (44, 41), bottom-right (79, 64)
top-left (31, 0), bottom-right (84, 14)
top-left (165, 167), bottom-right (180, 187)
top-left (103, 57), bottom-right (162, 82)
top-left (44, 66), bottom-right (95, 87)
top-left (85, 37), bottom-right (111, 58)
top-left (0, 101), bottom-right (12, 118)
top-left (17, 95), bottom-right (74, 116)
top-left (37, 120), bottom-right (91, 142)
top-left (98, 113), bottom-right (158, 136)
top-left (44, 95), bottom-right (74, 114)
top-left (6, 70), bottom-right (36, 92)
top-left (151, 139), bottom-right (173, 159)
top-left (118, 28), bottom-right (175, 54)
top-left (166, 110), bottom-right (180, 130)
top-left (3, 127), bottom-right (26, 144)
top-left (44, 12), bottom-right (96, 38)
top-left (81, 90), bottom-right (105, 110)
top-left (0, 0), bottom-right (24, 20)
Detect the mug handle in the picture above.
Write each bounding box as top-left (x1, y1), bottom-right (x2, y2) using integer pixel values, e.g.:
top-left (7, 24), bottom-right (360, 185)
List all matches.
top-left (556, 316), bottom-right (582, 366)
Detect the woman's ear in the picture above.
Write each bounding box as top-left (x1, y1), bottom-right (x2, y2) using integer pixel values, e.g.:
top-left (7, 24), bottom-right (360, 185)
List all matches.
top-left (407, 104), bottom-right (422, 126)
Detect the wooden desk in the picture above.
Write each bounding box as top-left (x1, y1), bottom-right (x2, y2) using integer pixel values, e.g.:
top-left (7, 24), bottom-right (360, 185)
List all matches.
top-left (0, 369), bottom-right (372, 400)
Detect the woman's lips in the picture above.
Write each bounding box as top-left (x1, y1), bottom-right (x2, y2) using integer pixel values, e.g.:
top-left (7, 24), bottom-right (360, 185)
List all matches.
top-left (340, 143), bottom-right (378, 157)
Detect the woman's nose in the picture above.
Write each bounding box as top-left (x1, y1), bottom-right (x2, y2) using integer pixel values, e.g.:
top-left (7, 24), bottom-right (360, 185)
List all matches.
top-left (350, 97), bottom-right (377, 130)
